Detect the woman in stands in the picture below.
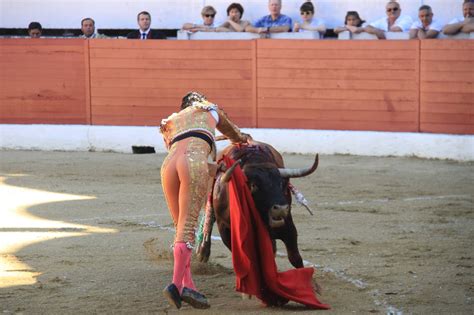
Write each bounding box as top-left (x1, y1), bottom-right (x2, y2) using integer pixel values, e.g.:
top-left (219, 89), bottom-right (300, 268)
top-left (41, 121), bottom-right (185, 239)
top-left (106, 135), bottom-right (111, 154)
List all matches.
top-left (334, 11), bottom-right (367, 34)
top-left (160, 92), bottom-right (249, 309)
top-left (219, 3), bottom-right (251, 32)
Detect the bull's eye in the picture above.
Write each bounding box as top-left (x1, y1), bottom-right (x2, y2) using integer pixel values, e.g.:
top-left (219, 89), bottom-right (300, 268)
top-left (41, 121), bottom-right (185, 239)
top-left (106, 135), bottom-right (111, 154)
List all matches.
top-left (250, 182), bottom-right (258, 193)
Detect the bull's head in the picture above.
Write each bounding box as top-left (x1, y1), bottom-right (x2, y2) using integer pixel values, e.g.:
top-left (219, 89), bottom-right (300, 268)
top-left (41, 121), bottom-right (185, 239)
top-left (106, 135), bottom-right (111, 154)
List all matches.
top-left (220, 154), bottom-right (319, 228)
top-left (245, 164), bottom-right (290, 228)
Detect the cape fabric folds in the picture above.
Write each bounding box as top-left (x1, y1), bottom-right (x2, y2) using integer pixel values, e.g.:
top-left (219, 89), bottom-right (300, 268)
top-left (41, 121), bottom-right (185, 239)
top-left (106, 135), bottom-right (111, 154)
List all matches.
top-left (223, 156), bottom-right (330, 309)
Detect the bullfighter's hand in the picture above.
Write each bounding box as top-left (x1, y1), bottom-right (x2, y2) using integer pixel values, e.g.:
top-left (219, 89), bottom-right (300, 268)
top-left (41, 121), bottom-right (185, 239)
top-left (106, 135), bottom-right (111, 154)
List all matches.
top-left (240, 132), bottom-right (253, 143)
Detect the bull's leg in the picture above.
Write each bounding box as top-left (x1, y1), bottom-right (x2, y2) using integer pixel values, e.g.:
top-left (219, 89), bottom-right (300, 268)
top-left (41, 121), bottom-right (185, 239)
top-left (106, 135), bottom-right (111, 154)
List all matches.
top-left (282, 215), bottom-right (304, 268)
top-left (216, 223), bottom-right (231, 251)
top-left (196, 193), bottom-right (215, 263)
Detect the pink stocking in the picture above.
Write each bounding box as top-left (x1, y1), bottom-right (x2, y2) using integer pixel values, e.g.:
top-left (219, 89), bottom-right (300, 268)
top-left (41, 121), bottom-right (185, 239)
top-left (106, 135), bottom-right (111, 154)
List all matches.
top-left (172, 242), bottom-right (191, 293)
top-left (182, 255), bottom-right (196, 291)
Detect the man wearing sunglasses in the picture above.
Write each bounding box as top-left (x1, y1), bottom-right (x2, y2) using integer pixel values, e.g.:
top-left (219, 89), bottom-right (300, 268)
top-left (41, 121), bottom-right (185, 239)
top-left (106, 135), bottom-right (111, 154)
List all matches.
top-left (293, 1), bottom-right (326, 37)
top-left (182, 6), bottom-right (221, 32)
top-left (364, 0), bottom-right (413, 39)
top-left (246, 0), bottom-right (292, 34)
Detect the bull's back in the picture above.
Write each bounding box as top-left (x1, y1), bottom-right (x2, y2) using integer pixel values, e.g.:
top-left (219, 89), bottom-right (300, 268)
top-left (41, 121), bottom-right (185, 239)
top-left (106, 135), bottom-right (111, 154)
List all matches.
top-left (218, 141), bottom-right (284, 168)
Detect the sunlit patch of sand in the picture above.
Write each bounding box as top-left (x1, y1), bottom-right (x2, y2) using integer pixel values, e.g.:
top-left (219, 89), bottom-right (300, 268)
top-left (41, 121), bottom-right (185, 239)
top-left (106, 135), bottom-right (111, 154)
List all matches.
top-left (0, 175), bottom-right (117, 288)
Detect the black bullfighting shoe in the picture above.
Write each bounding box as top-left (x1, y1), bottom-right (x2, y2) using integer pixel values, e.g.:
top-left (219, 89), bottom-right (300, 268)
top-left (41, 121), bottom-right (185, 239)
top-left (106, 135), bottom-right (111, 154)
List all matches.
top-left (181, 287), bottom-right (211, 309)
top-left (162, 283), bottom-right (182, 309)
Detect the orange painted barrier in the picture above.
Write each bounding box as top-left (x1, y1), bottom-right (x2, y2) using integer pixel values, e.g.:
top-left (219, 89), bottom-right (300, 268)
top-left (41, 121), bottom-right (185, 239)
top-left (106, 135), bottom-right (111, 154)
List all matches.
top-left (0, 39), bottom-right (472, 135)
top-left (88, 40), bottom-right (256, 127)
top-left (256, 40), bottom-right (419, 132)
top-left (420, 40), bottom-right (474, 134)
top-left (0, 39), bottom-right (89, 124)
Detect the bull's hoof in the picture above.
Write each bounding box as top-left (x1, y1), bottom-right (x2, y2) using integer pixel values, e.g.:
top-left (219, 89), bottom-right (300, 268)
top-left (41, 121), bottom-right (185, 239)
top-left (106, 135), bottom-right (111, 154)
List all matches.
top-left (196, 242), bottom-right (211, 263)
top-left (197, 252), bottom-right (209, 263)
top-left (241, 293), bottom-right (252, 300)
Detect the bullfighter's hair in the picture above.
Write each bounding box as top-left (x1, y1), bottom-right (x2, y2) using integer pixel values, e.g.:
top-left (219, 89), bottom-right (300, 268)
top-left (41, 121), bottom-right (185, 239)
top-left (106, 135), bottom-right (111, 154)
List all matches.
top-left (181, 91), bottom-right (207, 109)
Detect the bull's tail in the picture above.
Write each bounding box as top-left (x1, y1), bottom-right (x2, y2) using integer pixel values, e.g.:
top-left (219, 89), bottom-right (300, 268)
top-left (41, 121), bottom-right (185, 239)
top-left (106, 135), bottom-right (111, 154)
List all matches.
top-left (195, 189), bottom-right (216, 263)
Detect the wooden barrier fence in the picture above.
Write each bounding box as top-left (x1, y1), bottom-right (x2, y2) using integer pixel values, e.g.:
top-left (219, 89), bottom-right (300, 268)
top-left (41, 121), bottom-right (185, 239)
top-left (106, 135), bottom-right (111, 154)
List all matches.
top-left (0, 39), bottom-right (89, 124)
top-left (0, 38), bottom-right (472, 134)
top-left (420, 40), bottom-right (474, 134)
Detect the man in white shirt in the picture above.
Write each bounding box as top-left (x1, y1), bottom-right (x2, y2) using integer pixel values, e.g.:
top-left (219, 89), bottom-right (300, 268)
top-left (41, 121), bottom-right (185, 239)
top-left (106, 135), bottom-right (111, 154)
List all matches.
top-left (409, 5), bottom-right (442, 39)
top-left (364, 0), bottom-right (413, 39)
top-left (442, 0), bottom-right (474, 35)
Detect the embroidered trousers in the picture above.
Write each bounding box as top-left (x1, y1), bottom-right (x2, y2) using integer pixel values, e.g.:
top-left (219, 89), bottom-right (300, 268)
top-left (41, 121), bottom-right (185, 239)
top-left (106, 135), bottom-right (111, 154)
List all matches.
top-left (161, 137), bottom-right (211, 245)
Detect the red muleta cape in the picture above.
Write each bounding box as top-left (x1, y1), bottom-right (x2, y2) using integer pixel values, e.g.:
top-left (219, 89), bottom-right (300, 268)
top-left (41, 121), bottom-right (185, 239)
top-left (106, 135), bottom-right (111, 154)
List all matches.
top-left (223, 155), bottom-right (330, 309)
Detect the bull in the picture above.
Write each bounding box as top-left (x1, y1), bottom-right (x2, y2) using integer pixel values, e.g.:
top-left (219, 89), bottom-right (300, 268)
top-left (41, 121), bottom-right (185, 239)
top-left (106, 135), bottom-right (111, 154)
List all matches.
top-left (196, 140), bottom-right (318, 268)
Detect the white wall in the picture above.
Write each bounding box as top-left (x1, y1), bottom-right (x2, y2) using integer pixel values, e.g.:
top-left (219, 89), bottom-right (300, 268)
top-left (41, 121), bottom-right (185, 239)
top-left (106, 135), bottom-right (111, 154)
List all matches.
top-left (0, 0), bottom-right (462, 30)
top-left (1, 125), bottom-right (473, 161)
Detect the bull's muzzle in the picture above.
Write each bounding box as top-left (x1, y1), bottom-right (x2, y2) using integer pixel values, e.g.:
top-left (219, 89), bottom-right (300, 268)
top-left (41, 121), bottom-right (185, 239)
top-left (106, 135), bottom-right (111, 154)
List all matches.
top-left (269, 204), bottom-right (289, 228)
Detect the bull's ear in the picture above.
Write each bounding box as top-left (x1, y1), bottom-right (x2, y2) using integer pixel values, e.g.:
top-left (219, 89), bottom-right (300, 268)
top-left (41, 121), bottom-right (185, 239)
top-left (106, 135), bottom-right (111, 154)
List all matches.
top-left (217, 162), bottom-right (227, 173)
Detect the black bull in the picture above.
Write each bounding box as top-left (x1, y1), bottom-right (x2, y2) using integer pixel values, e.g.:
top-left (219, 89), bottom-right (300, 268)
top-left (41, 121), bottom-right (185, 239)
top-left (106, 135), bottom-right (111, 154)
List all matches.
top-left (196, 140), bottom-right (319, 268)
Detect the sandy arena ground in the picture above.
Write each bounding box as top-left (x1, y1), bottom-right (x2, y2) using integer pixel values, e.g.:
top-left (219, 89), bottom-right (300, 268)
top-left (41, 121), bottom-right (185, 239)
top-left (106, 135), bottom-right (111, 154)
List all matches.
top-left (0, 150), bottom-right (473, 314)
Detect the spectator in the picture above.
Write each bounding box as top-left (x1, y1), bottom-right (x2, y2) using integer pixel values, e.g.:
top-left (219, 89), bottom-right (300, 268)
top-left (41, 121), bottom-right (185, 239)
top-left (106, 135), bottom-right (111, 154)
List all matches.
top-left (365, 0), bottom-right (413, 39)
top-left (442, 0), bottom-right (474, 35)
top-left (245, 0), bottom-right (292, 34)
top-left (28, 22), bottom-right (42, 38)
top-left (182, 6), bottom-right (221, 32)
top-left (409, 5), bottom-right (442, 39)
top-left (293, 1), bottom-right (326, 37)
top-left (334, 11), bottom-right (366, 34)
top-left (127, 11), bottom-right (166, 39)
top-left (218, 3), bottom-right (251, 32)
top-left (80, 18), bottom-right (107, 39)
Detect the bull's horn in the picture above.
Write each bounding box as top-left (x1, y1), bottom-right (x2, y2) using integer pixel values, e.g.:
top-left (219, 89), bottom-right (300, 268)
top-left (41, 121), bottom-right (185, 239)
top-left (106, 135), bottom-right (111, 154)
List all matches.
top-left (219, 159), bottom-right (241, 184)
top-left (278, 154), bottom-right (319, 178)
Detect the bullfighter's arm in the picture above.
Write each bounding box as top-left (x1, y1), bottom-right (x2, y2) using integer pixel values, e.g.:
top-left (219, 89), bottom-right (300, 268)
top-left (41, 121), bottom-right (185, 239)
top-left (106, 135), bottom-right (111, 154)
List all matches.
top-left (216, 109), bottom-right (250, 144)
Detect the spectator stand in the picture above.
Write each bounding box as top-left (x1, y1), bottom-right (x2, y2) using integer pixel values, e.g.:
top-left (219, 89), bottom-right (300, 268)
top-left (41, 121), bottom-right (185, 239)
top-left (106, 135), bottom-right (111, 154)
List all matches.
top-left (177, 30), bottom-right (259, 40)
top-left (438, 32), bottom-right (474, 39)
top-left (338, 31), bottom-right (473, 40)
top-left (177, 30), bottom-right (320, 40)
top-left (337, 31), bottom-right (409, 40)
